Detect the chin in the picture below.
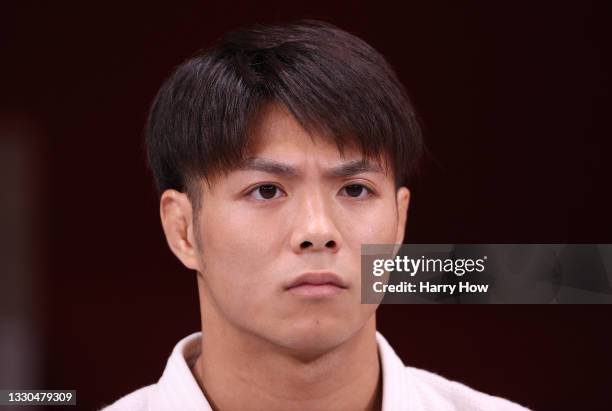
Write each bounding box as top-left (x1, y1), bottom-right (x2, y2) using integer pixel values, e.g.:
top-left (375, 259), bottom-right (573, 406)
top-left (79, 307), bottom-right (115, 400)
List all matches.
top-left (269, 316), bottom-right (363, 358)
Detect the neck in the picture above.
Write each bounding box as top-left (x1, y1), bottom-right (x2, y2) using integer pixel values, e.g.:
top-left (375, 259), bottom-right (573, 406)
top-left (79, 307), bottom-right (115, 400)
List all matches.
top-left (192, 292), bottom-right (382, 411)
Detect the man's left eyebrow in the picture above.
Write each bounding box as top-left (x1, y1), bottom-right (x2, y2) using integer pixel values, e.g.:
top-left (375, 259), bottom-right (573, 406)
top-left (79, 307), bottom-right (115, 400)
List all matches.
top-left (325, 160), bottom-right (383, 178)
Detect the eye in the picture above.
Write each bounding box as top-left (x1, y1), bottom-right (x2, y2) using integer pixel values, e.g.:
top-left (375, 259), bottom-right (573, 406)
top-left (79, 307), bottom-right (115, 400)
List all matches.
top-left (340, 184), bottom-right (372, 199)
top-left (248, 184), bottom-right (284, 201)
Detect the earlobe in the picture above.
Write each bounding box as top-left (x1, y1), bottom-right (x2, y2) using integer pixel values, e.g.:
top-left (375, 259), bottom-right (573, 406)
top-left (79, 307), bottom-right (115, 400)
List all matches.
top-left (159, 189), bottom-right (200, 271)
top-left (394, 187), bottom-right (411, 244)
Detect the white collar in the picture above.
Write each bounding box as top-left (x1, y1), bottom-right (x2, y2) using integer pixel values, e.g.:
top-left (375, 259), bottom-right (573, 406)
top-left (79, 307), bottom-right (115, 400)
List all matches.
top-left (148, 331), bottom-right (413, 411)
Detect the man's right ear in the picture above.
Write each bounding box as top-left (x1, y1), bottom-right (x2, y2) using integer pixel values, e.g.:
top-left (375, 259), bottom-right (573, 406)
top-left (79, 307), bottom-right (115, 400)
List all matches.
top-left (159, 189), bottom-right (200, 271)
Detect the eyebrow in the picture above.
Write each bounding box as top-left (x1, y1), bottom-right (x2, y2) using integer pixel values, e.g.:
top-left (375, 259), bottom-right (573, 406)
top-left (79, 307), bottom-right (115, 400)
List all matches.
top-left (237, 157), bottom-right (383, 178)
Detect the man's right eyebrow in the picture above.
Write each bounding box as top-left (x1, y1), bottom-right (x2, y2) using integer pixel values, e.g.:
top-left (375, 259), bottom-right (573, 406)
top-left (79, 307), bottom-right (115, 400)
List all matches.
top-left (236, 157), bottom-right (299, 177)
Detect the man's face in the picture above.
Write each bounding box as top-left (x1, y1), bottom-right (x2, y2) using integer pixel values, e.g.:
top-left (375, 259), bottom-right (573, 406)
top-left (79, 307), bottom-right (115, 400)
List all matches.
top-left (192, 104), bottom-right (409, 354)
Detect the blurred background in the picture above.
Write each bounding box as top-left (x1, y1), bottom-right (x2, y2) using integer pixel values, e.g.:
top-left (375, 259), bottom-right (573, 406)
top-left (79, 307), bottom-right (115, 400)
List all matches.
top-left (1, 1), bottom-right (611, 410)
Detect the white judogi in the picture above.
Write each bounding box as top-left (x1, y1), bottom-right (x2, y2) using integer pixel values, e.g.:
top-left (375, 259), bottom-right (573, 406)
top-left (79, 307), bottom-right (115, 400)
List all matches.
top-left (101, 332), bottom-right (530, 410)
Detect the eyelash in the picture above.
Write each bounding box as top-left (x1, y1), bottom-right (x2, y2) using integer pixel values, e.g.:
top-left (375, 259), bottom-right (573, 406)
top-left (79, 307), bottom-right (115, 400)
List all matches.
top-left (246, 183), bottom-right (375, 201)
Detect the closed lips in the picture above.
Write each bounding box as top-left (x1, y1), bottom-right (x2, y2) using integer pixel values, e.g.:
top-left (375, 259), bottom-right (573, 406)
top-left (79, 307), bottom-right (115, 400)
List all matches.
top-left (286, 272), bottom-right (348, 290)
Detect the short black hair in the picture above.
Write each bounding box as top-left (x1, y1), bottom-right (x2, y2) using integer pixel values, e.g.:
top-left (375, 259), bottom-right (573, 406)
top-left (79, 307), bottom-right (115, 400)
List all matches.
top-left (146, 19), bottom-right (423, 210)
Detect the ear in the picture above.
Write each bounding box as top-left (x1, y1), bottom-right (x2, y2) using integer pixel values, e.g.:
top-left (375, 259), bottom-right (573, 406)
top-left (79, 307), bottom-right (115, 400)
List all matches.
top-left (394, 187), bottom-right (411, 245)
top-left (159, 189), bottom-right (200, 271)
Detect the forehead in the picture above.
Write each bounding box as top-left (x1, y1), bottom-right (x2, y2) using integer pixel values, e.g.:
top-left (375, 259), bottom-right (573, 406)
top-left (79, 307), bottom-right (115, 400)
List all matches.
top-left (201, 103), bottom-right (393, 188)
top-left (200, 103), bottom-right (395, 190)
top-left (246, 103), bottom-right (383, 167)
top-left (247, 103), bottom-right (344, 159)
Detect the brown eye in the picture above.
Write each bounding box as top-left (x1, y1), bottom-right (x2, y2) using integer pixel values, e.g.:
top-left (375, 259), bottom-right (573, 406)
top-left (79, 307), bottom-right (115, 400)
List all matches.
top-left (342, 184), bottom-right (371, 198)
top-left (249, 184), bottom-right (283, 201)
top-left (259, 184), bottom-right (277, 199)
top-left (345, 184), bottom-right (364, 197)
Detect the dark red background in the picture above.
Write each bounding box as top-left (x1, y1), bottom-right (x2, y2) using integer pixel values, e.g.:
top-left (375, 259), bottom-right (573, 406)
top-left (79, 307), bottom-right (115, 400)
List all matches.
top-left (1, 1), bottom-right (611, 410)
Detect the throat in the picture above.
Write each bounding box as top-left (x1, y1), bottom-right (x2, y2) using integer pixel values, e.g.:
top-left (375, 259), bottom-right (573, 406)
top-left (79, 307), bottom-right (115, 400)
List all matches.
top-left (190, 329), bottom-right (383, 411)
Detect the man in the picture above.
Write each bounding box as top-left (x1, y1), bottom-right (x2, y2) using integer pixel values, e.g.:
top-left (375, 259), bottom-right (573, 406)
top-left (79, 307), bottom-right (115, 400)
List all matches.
top-left (103, 20), bottom-right (529, 410)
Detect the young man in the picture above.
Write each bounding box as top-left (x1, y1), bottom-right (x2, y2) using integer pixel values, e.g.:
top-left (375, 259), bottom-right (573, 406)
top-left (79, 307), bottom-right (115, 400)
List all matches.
top-left (103, 20), bottom-right (529, 411)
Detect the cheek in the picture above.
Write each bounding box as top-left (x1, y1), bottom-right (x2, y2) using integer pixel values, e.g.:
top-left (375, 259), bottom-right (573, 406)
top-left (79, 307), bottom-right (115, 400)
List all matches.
top-left (198, 205), bottom-right (286, 302)
top-left (340, 200), bottom-right (399, 244)
top-left (201, 202), bottom-right (281, 252)
top-left (206, 199), bottom-right (290, 239)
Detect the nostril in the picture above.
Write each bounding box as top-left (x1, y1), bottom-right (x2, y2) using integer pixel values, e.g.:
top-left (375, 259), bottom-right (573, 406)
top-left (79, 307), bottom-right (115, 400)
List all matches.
top-left (300, 241), bottom-right (313, 249)
top-left (325, 240), bottom-right (336, 248)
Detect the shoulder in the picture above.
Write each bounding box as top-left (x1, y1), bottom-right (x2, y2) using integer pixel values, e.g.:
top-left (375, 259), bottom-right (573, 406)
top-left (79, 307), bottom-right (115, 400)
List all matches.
top-left (98, 332), bottom-right (208, 411)
top-left (405, 366), bottom-right (531, 411)
top-left (375, 332), bottom-right (530, 411)
top-left (98, 385), bottom-right (155, 411)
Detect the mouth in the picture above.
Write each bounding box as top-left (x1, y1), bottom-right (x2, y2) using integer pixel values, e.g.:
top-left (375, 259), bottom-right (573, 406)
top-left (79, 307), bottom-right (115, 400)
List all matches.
top-left (285, 272), bottom-right (348, 297)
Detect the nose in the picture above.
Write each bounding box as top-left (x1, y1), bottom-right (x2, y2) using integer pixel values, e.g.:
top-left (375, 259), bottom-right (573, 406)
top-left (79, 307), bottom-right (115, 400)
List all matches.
top-left (290, 191), bottom-right (342, 254)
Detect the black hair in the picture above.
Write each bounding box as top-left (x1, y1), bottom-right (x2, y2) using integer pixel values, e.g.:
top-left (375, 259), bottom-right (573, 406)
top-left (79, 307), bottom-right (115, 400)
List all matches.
top-left (146, 19), bottom-right (423, 210)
